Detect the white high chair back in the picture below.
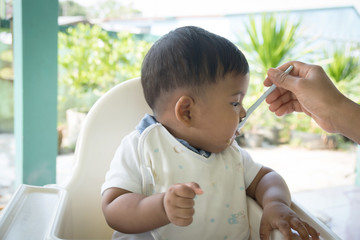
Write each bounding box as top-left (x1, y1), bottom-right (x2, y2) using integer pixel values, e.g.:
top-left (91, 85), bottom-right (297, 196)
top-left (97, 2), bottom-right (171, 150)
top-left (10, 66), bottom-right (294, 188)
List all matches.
top-left (57, 77), bottom-right (152, 239)
top-left (0, 77), bottom-right (340, 240)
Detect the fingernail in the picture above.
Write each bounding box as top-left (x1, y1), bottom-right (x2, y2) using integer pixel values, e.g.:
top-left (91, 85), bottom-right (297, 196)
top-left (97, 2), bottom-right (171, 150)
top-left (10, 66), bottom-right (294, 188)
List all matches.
top-left (195, 188), bottom-right (204, 195)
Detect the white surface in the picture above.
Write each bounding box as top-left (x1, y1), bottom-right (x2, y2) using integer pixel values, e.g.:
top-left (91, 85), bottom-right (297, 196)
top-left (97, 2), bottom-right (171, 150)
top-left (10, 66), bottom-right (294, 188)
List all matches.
top-left (0, 185), bottom-right (66, 240)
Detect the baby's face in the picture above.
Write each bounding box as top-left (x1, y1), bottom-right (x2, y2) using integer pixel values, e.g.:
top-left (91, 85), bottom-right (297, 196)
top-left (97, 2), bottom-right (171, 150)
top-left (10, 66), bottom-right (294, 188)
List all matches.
top-left (189, 73), bottom-right (249, 153)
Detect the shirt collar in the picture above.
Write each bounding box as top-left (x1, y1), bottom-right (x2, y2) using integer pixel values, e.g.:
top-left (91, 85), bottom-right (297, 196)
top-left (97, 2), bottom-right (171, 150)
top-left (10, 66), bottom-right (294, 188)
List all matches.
top-left (136, 114), bottom-right (211, 158)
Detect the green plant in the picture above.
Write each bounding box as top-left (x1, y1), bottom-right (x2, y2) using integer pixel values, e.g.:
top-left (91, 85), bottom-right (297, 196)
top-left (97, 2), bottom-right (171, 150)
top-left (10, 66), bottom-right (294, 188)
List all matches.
top-left (236, 13), bottom-right (327, 144)
top-left (58, 23), bottom-right (152, 123)
top-left (0, 33), bottom-right (13, 133)
top-left (239, 14), bottom-right (301, 76)
top-left (237, 14), bottom-right (303, 134)
top-left (0, 79), bottom-right (13, 132)
top-left (323, 45), bottom-right (360, 104)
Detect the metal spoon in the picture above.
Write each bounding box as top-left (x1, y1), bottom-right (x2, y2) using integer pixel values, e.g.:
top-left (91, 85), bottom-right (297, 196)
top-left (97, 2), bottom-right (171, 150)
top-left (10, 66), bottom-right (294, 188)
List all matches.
top-left (238, 65), bottom-right (293, 130)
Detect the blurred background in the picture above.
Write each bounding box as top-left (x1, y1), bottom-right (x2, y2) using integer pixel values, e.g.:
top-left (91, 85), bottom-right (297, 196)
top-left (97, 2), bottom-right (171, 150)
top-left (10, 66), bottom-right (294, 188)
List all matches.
top-left (0, 0), bottom-right (360, 239)
top-left (1, 0), bottom-right (359, 149)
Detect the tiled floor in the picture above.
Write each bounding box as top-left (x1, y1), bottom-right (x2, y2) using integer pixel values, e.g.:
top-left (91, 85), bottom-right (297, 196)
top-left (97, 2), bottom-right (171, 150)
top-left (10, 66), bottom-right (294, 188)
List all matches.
top-left (1, 134), bottom-right (359, 239)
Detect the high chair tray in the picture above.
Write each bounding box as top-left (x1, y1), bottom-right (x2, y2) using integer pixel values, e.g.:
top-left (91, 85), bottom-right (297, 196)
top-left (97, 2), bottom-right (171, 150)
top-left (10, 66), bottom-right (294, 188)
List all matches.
top-left (0, 184), bottom-right (67, 240)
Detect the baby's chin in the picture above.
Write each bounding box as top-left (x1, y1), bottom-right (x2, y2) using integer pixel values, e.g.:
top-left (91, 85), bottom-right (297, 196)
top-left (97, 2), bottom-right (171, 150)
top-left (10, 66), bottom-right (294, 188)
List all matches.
top-left (200, 134), bottom-right (239, 153)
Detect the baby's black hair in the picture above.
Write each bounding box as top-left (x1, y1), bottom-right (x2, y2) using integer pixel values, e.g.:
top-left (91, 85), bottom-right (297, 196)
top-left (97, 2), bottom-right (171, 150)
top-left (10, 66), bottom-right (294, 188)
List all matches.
top-left (141, 26), bottom-right (249, 111)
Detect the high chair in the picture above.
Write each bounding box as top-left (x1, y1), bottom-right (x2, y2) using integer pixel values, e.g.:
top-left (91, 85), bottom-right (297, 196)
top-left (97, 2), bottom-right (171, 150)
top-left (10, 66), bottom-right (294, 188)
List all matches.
top-left (0, 77), bottom-right (340, 240)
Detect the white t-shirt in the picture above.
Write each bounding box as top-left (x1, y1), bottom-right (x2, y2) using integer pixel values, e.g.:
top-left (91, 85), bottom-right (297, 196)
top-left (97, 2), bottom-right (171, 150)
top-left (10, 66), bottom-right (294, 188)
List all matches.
top-left (102, 122), bottom-right (262, 240)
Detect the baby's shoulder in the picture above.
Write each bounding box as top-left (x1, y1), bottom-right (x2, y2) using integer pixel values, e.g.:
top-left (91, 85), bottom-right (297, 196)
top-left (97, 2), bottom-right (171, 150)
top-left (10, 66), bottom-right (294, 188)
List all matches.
top-left (119, 130), bottom-right (141, 148)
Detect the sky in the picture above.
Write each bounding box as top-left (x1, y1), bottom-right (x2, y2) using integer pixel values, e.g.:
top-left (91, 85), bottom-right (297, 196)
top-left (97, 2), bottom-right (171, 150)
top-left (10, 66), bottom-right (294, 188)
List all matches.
top-left (71, 0), bottom-right (360, 17)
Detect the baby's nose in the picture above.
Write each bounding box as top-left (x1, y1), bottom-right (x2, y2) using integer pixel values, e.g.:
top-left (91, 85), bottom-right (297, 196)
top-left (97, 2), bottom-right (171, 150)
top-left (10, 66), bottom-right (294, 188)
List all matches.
top-left (239, 107), bottom-right (246, 123)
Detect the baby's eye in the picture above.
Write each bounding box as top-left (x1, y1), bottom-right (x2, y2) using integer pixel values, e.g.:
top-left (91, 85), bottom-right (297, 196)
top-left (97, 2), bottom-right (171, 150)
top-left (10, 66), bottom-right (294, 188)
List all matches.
top-left (231, 102), bottom-right (241, 107)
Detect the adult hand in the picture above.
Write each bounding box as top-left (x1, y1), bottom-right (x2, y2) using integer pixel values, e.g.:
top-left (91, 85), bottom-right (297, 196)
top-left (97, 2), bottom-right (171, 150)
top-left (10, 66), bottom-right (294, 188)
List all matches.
top-left (163, 182), bottom-right (203, 226)
top-left (264, 61), bottom-right (347, 133)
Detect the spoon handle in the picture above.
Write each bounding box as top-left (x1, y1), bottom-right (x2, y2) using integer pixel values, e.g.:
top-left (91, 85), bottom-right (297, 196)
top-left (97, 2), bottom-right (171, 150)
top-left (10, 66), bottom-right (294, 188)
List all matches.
top-left (238, 65), bottom-right (293, 129)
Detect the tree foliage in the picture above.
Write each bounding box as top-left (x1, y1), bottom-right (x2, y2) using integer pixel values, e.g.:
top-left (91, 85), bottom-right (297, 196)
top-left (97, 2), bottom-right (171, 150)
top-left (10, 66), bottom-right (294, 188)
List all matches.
top-left (58, 23), bottom-right (152, 122)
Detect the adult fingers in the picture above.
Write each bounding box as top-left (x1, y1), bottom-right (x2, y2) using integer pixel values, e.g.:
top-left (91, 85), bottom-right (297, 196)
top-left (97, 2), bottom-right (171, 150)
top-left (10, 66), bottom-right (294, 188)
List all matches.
top-left (267, 91), bottom-right (302, 116)
top-left (267, 67), bottom-right (300, 93)
top-left (266, 90), bottom-right (294, 110)
top-left (276, 61), bottom-right (312, 76)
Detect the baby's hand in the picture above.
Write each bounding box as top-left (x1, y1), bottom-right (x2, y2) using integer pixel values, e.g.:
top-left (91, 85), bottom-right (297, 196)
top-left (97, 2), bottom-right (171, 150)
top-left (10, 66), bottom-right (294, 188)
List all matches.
top-left (163, 182), bottom-right (203, 227)
top-left (260, 202), bottom-right (320, 240)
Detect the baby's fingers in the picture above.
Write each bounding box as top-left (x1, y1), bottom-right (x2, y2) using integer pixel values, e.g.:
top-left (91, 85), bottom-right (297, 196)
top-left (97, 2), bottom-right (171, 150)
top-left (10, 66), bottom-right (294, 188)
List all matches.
top-left (292, 220), bottom-right (320, 240)
top-left (281, 218), bottom-right (320, 240)
top-left (185, 182), bottom-right (204, 195)
top-left (259, 221), bottom-right (272, 240)
top-left (170, 208), bottom-right (196, 226)
top-left (171, 194), bottom-right (195, 209)
top-left (171, 182), bottom-right (203, 199)
top-left (276, 220), bottom-right (294, 240)
top-left (164, 182), bottom-right (203, 227)
top-left (289, 218), bottom-right (310, 239)
top-left (167, 184), bottom-right (190, 199)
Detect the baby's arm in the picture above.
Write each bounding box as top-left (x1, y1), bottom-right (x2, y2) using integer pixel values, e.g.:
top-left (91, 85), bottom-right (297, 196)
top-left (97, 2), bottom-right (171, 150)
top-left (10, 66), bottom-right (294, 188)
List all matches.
top-left (102, 182), bottom-right (203, 234)
top-left (246, 167), bottom-right (319, 240)
top-left (102, 188), bottom-right (169, 233)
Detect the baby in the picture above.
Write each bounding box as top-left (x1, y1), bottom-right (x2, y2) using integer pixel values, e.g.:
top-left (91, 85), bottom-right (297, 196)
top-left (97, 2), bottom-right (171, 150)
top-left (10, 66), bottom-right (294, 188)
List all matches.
top-left (101, 26), bottom-right (319, 240)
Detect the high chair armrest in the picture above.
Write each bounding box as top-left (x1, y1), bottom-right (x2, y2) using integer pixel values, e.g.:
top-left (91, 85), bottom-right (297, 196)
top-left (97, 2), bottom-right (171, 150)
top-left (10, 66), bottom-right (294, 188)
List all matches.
top-left (290, 200), bottom-right (341, 240)
top-left (0, 184), bottom-right (67, 240)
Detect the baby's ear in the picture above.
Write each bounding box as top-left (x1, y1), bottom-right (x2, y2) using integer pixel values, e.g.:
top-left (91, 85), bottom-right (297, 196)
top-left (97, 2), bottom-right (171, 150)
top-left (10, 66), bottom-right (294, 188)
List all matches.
top-left (174, 96), bottom-right (194, 127)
